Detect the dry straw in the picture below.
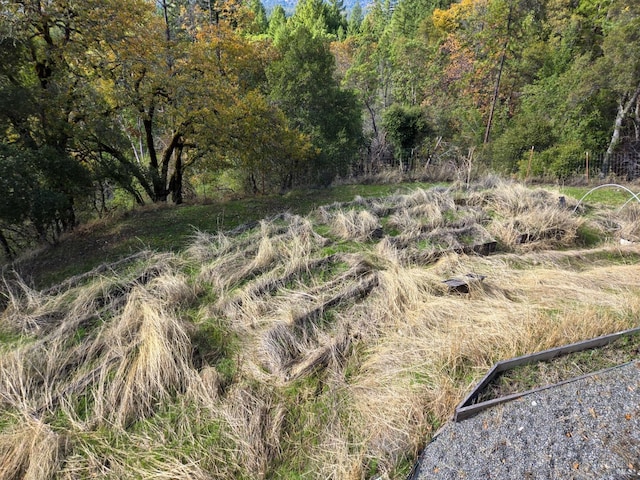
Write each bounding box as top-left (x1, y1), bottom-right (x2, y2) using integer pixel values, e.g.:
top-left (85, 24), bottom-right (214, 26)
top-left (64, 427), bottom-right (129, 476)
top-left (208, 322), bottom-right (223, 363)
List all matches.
top-left (1, 181), bottom-right (639, 479)
top-left (0, 416), bottom-right (65, 480)
top-left (330, 209), bottom-right (381, 241)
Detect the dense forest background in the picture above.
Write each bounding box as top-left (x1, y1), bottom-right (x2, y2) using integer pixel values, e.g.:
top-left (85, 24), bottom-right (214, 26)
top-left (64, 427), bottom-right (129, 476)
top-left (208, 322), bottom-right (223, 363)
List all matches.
top-left (1, 0), bottom-right (639, 258)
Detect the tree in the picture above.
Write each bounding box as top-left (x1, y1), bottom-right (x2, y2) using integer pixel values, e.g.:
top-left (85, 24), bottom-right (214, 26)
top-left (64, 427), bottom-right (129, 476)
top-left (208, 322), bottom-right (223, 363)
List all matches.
top-left (0, 0), bottom-right (288, 218)
top-left (0, 0), bottom-right (168, 191)
top-left (326, 0), bottom-right (349, 38)
top-left (75, 0), bottom-right (272, 204)
top-left (268, 5), bottom-right (287, 38)
top-left (390, 36), bottom-right (430, 105)
top-left (0, 144), bottom-right (92, 249)
top-left (597, 0), bottom-right (640, 174)
top-left (248, 0), bottom-right (270, 35)
top-left (490, 50), bottom-right (614, 176)
top-left (414, 0), bottom-right (549, 150)
top-left (347, 1), bottom-right (364, 36)
top-left (288, 0), bottom-right (347, 39)
top-left (390, 0), bottom-right (450, 39)
top-left (485, 0), bottom-right (640, 178)
top-left (0, 0), bottom-right (136, 236)
top-left (342, 0), bottom-right (397, 170)
top-left (382, 104), bottom-right (432, 168)
top-left (267, 25), bottom-right (362, 185)
top-left (225, 91), bottom-right (315, 193)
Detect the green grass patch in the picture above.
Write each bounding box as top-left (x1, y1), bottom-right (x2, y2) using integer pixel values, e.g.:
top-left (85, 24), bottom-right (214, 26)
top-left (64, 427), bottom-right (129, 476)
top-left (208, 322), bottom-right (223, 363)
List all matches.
top-left (312, 224), bottom-right (332, 237)
top-left (563, 249), bottom-right (640, 271)
top-left (380, 217), bottom-right (401, 236)
top-left (442, 208), bottom-right (460, 223)
top-left (0, 410), bottom-right (21, 433)
top-left (416, 239), bottom-right (445, 251)
top-left (191, 317), bottom-right (238, 381)
top-left (21, 184), bottom-right (435, 289)
top-left (0, 328), bottom-right (27, 348)
top-left (391, 454), bottom-right (418, 479)
top-left (274, 373), bottom-right (351, 478)
top-left (576, 224), bottom-right (605, 247)
top-left (560, 185), bottom-right (638, 207)
top-left (319, 241), bottom-right (367, 257)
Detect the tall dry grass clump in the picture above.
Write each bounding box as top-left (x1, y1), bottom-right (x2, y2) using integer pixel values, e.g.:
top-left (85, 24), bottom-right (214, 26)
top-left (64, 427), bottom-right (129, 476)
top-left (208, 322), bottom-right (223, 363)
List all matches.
top-left (95, 274), bottom-right (198, 427)
top-left (618, 202), bottom-right (640, 241)
top-left (196, 215), bottom-right (326, 293)
top-left (0, 275), bottom-right (71, 335)
top-left (0, 416), bottom-right (66, 480)
top-left (0, 255), bottom-right (193, 413)
top-left (398, 187), bottom-right (454, 210)
top-left (329, 209), bottom-right (381, 241)
top-left (0, 255), bottom-right (221, 474)
top-left (466, 180), bottom-right (583, 250)
top-left (490, 205), bottom-right (582, 250)
top-left (383, 188), bottom-right (456, 234)
top-left (336, 248), bottom-right (640, 478)
top-left (221, 385), bottom-right (285, 478)
top-left (185, 230), bottom-right (235, 262)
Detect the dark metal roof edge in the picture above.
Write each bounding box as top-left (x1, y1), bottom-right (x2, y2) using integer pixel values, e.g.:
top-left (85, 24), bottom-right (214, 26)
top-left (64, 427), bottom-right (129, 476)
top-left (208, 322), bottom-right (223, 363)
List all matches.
top-left (453, 325), bottom-right (640, 422)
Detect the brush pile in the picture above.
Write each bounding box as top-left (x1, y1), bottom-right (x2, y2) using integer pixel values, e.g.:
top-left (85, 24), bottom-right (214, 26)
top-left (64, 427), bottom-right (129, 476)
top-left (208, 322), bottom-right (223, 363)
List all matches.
top-left (1, 180), bottom-right (639, 479)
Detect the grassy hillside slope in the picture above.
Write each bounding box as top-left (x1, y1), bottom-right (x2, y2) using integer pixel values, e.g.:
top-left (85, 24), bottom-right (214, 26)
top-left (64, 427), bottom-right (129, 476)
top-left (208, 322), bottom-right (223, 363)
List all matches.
top-left (1, 179), bottom-right (639, 479)
top-left (12, 183), bottom-right (421, 289)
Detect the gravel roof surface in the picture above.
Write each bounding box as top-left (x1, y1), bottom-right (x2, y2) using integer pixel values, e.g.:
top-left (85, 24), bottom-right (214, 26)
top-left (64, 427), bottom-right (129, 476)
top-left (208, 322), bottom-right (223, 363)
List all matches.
top-left (413, 360), bottom-right (640, 480)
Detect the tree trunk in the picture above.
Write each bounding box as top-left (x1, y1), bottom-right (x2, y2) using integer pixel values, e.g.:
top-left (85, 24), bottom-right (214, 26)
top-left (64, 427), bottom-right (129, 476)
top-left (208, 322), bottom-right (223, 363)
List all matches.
top-left (364, 98), bottom-right (378, 137)
top-left (170, 141), bottom-right (184, 204)
top-left (602, 83), bottom-right (640, 175)
top-left (484, 45), bottom-right (507, 144)
top-left (161, 0), bottom-right (172, 41)
top-left (160, 132), bottom-right (182, 202)
top-left (635, 94), bottom-right (640, 141)
top-left (484, 3), bottom-right (513, 145)
top-left (0, 229), bottom-right (13, 259)
top-left (142, 108), bottom-right (166, 201)
top-left (97, 141), bottom-right (154, 202)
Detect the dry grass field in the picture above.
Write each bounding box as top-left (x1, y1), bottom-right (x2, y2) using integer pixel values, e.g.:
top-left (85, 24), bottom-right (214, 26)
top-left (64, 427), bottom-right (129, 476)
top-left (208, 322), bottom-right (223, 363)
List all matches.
top-left (1, 179), bottom-right (639, 479)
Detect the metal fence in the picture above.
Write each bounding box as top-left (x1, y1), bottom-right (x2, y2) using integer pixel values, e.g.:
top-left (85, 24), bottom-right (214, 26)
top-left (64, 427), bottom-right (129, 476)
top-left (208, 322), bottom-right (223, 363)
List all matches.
top-left (571, 151), bottom-right (640, 180)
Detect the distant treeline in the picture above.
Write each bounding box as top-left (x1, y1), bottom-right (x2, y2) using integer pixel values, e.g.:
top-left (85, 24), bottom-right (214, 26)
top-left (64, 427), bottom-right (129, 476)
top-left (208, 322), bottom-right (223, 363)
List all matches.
top-left (1, 0), bottom-right (639, 257)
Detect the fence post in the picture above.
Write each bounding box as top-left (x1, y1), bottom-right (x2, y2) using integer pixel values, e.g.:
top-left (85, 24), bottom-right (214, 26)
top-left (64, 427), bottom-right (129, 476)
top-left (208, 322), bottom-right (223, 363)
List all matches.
top-left (466, 147), bottom-right (475, 187)
top-left (585, 151), bottom-right (589, 183)
top-left (525, 146), bottom-right (534, 183)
